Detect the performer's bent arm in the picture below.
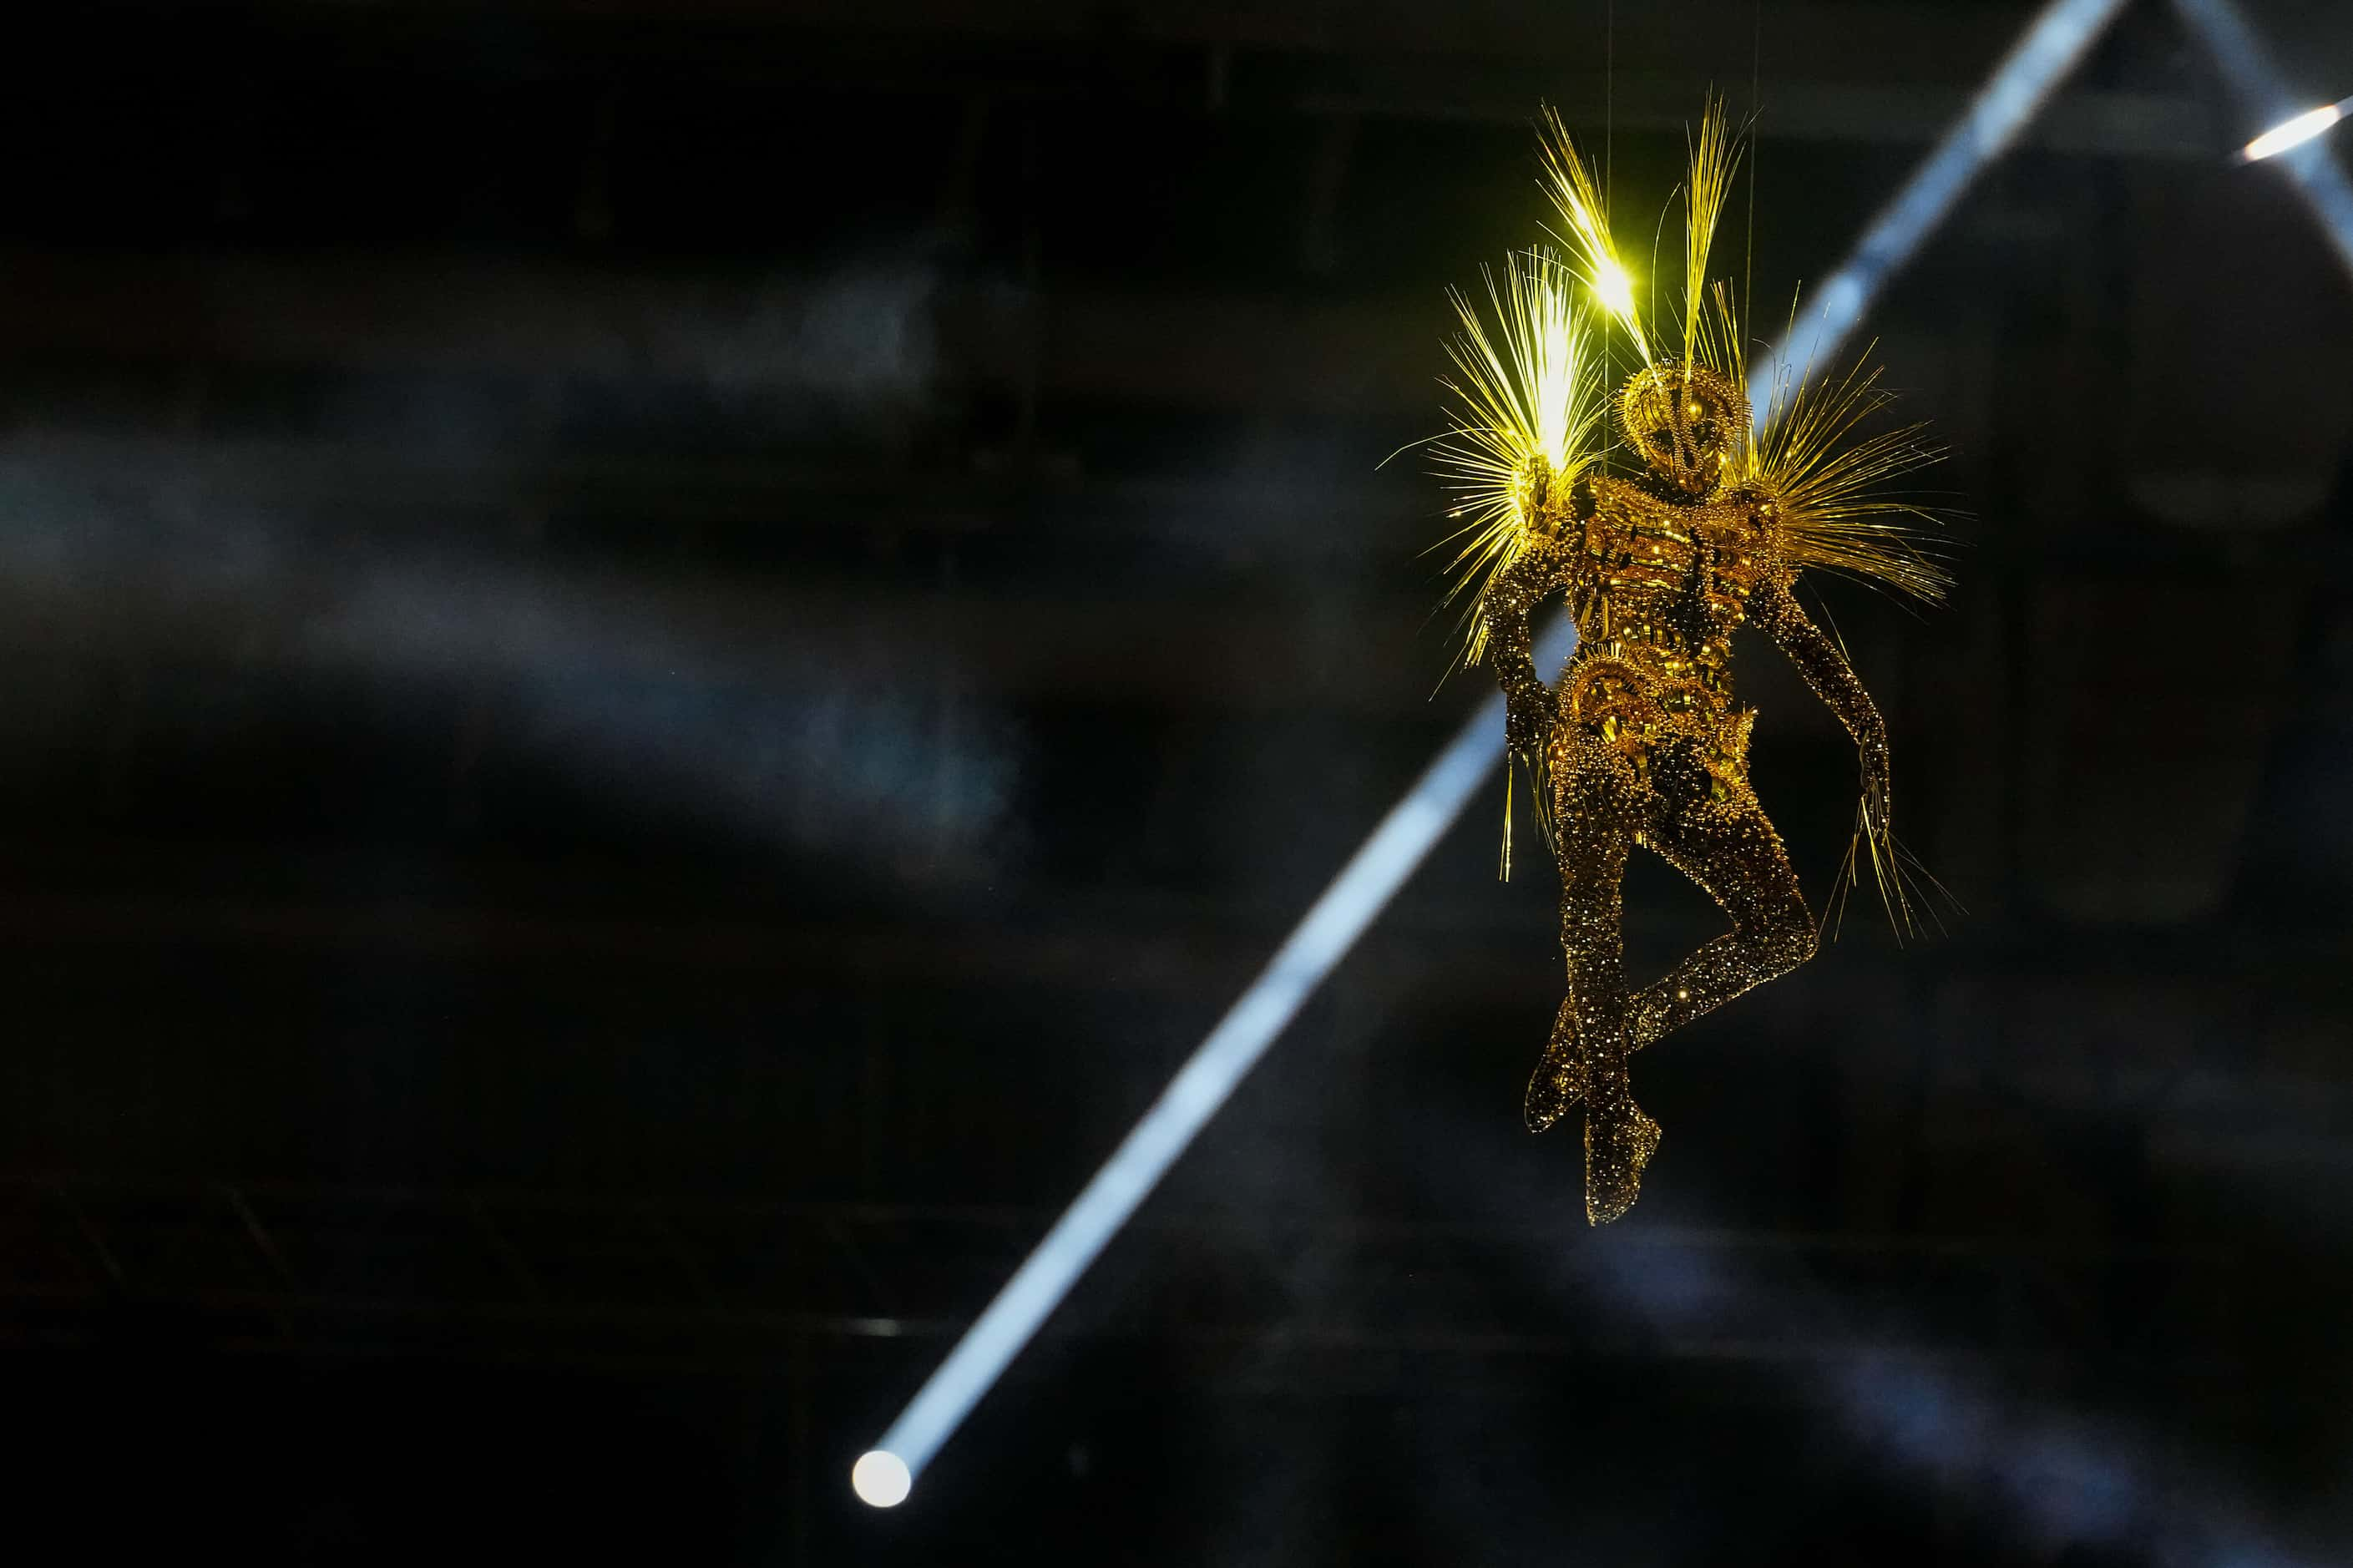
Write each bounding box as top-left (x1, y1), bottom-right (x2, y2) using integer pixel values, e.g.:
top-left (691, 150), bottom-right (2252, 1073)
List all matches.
top-left (1755, 574), bottom-right (1891, 828)
top-left (1482, 539), bottom-right (1563, 753)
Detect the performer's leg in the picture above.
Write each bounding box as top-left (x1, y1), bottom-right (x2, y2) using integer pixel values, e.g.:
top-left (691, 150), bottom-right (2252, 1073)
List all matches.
top-left (1626, 764), bottom-right (1814, 1052)
top-left (1525, 747), bottom-right (1637, 1133)
top-left (1526, 742), bottom-right (1660, 1224)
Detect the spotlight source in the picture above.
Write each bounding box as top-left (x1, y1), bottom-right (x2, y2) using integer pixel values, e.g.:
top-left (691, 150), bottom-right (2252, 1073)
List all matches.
top-left (851, 1450), bottom-right (912, 1508)
top-left (2239, 96), bottom-right (2350, 162)
top-left (2174, 0), bottom-right (2353, 279)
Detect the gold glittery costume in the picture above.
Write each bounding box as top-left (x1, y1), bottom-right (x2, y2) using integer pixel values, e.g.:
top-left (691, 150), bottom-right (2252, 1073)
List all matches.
top-left (1429, 101), bottom-right (1948, 1224)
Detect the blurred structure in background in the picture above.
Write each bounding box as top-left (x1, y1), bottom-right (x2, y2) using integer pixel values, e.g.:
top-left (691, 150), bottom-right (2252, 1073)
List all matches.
top-left (1, 3), bottom-right (2350, 1564)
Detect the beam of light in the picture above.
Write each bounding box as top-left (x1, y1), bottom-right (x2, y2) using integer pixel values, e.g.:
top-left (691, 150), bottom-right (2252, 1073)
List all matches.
top-left (1390, 1105), bottom-right (2321, 1568)
top-left (2174, 0), bottom-right (2353, 280)
top-left (1576, 1238), bottom-right (2316, 1567)
top-left (859, 617), bottom-right (1575, 1497)
top-left (1747, 0), bottom-right (2134, 427)
top-left (0, 439), bottom-right (1020, 873)
top-left (2239, 99), bottom-right (2349, 163)
top-left (861, 0), bottom-right (2142, 1499)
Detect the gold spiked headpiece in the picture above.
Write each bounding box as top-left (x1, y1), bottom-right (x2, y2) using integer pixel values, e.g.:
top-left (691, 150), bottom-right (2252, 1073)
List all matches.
top-left (1615, 359), bottom-right (1748, 497)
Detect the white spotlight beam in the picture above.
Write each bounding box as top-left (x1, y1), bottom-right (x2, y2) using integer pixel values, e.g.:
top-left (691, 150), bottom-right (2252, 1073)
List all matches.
top-left (1748, 0), bottom-right (2135, 425)
top-left (861, 0), bottom-right (2138, 1500)
top-left (866, 617), bottom-right (1571, 1487)
top-left (2173, 0), bottom-right (2353, 280)
top-left (2239, 97), bottom-right (2350, 164)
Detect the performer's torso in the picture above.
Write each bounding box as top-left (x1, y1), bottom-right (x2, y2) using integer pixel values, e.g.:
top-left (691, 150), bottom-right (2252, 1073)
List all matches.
top-left (1547, 476), bottom-right (1775, 789)
top-left (1568, 473), bottom-right (1771, 706)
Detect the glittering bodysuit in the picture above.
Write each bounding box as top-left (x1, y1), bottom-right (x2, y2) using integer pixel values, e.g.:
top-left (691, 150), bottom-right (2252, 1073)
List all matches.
top-left (1484, 361), bottom-right (1892, 1223)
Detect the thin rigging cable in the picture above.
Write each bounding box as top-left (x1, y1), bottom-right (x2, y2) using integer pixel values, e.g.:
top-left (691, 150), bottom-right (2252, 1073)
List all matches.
top-left (1745, 0), bottom-right (1760, 328)
top-left (1602, 0), bottom-right (1615, 486)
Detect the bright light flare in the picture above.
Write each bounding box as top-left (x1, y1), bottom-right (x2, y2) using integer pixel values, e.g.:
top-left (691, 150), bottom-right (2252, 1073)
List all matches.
top-left (852, 1450), bottom-right (913, 1508)
top-left (2239, 98), bottom-right (2349, 162)
top-left (1536, 113), bottom-right (1651, 364)
top-left (1590, 257), bottom-right (1639, 332)
top-left (1428, 255), bottom-right (1599, 670)
top-left (1526, 275), bottom-right (1584, 468)
top-left (2174, 0), bottom-right (2353, 282)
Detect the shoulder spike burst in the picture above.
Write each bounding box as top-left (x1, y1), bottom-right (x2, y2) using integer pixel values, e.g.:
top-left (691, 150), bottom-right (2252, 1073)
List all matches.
top-left (1746, 346), bottom-right (1954, 607)
top-left (1427, 249), bottom-right (1604, 670)
top-left (1690, 98), bottom-right (1953, 608)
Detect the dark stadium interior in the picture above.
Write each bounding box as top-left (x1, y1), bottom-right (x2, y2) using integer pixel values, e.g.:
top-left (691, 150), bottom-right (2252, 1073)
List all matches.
top-left (3, 2), bottom-right (2351, 1562)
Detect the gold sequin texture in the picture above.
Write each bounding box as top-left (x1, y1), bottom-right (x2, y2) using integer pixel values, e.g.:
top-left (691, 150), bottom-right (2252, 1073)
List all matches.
top-left (1432, 99), bottom-right (1950, 1224)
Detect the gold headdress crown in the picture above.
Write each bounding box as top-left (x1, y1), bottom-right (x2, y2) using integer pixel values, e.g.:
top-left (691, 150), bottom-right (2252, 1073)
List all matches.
top-left (1615, 359), bottom-right (1749, 496)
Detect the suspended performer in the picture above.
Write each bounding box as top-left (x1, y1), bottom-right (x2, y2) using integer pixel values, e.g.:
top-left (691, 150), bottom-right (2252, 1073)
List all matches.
top-left (1427, 99), bottom-right (1951, 1222)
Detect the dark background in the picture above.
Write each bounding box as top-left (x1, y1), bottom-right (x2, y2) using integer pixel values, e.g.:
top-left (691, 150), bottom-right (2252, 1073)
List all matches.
top-left (2, 1), bottom-right (2350, 1563)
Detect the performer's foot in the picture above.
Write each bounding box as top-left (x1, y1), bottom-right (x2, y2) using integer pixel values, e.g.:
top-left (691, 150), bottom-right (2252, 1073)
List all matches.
top-left (1582, 1097), bottom-right (1662, 1225)
top-left (1525, 1000), bottom-right (1587, 1132)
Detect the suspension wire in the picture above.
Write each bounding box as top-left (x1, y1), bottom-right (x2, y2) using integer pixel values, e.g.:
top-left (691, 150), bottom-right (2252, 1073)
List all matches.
top-left (1745, 0), bottom-right (1760, 331)
top-left (1602, 0), bottom-right (1614, 483)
